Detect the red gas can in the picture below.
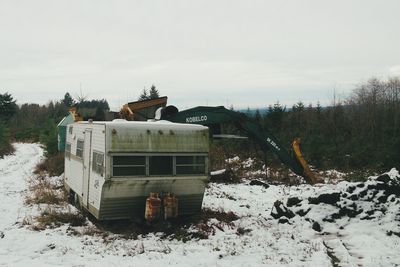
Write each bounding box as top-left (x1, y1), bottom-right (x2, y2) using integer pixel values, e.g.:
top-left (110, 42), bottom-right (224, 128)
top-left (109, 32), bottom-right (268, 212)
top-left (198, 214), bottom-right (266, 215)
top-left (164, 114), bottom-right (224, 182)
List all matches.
top-left (164, 193), bottom-right (178, 220)
top-left (145, 192), bottom-right (161, 222)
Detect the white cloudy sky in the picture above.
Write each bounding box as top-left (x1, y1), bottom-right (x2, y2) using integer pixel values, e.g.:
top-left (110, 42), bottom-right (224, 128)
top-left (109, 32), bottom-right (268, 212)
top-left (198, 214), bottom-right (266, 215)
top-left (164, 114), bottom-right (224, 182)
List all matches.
top-left (1, 0), bottom-right (400, 110)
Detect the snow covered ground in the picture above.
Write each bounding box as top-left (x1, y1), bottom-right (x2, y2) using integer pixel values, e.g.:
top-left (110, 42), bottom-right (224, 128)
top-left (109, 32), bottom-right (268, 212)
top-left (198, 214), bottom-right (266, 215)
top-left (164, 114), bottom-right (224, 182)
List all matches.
top-left (0, 144), bottom-right (399, 266)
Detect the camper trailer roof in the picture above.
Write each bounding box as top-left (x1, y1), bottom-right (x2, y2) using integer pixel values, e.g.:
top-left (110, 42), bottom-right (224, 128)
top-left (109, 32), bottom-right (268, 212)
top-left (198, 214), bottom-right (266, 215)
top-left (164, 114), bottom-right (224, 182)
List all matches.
top-left (73, 120), bottom-right (209, 153)
top-left (75, 120), bottom-right (208, 131)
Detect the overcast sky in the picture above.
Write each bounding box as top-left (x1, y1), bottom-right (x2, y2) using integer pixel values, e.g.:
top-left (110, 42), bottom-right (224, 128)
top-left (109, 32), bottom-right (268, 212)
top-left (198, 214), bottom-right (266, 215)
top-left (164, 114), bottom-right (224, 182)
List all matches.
top-left (1, 0), bottom-right (400, 111)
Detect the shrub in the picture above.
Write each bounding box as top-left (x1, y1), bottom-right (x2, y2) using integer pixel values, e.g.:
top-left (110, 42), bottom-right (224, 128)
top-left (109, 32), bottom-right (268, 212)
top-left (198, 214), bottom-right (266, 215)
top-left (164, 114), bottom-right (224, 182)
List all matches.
top-left (25, 181), bottom-right (66, 205)
top-left (39, 119), bottom-right (58, 156)
top-left (35, 208), bottom-right (86, 229)
top-left (209, 143), bottom-right (226, 171)
top-left (34, 153), bottom-right (64, 177)
top-left (0, 120), bottom-right (14, 158)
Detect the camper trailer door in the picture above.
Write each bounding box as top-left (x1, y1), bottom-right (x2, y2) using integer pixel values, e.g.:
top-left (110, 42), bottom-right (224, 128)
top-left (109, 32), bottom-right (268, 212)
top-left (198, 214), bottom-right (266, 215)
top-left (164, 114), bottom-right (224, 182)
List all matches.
top-left (82, 129), bottom-right (92, 208)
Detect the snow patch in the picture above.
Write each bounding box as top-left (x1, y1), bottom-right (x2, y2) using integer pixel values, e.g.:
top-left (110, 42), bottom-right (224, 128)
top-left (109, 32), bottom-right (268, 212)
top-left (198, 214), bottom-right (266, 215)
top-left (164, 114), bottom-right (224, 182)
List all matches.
top-left (0, 144), bottom-right (398, 266)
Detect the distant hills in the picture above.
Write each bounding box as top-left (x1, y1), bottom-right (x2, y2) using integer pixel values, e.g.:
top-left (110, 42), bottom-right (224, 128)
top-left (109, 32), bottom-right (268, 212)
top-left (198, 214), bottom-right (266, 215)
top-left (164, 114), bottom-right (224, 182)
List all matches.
top-left (237, 108), bottom-right (269, 116)
top-left (238, 106), bottom-right (328, 116)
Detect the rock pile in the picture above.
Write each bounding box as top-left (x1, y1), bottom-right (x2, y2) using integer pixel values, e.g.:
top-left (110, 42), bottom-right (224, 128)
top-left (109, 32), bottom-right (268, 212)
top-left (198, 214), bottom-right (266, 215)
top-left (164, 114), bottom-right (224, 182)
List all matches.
top-left (271, 169), bottom-right (400, 233)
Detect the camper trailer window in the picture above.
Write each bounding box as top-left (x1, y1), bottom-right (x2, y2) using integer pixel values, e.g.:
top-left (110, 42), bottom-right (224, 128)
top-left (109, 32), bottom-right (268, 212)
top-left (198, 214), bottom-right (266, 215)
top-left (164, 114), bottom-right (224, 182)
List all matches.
top-left (112, 156), bottom-right (146, 176)
top-left (176, 156), bottom-right (206, 175)
top-left (76, 139), bottom-right (84, 158)
top-left (92, 152), bottom-right (104, 175)
top-left (65, 142), bottom-right (71, 160)
top-left (149, 156), bottom-right (173, 176)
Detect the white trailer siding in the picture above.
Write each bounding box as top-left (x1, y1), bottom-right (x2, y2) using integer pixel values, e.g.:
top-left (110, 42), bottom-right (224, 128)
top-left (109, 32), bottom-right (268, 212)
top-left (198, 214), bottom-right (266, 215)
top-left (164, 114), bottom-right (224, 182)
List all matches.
top-left (65, 122), bottom-right (106, 215)
top-left (87, 123), bottom-right (106, 212)
top-left (65, 124), bottom-right (85, 200)
top-left (65, 120), bottom-right (209, 220)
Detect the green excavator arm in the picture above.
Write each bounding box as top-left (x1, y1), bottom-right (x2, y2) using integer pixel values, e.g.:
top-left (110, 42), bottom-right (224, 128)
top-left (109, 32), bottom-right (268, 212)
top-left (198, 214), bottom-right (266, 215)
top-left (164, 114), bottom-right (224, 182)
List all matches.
top-left (160, 106), bottom-right (318, 184)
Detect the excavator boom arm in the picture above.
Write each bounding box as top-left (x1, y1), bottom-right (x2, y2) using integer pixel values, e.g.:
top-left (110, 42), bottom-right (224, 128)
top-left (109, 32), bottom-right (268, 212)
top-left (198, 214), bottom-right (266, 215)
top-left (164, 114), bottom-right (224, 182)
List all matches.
top-left (161, 106), bottom-right (317, 184)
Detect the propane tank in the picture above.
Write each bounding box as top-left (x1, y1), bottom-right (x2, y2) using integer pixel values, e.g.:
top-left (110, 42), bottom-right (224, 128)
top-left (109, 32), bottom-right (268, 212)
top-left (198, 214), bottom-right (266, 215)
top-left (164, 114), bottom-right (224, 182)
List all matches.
top-left (145, 192), bottom-right (161, 222)
top-left (164, 193), bottom-right (178, 220)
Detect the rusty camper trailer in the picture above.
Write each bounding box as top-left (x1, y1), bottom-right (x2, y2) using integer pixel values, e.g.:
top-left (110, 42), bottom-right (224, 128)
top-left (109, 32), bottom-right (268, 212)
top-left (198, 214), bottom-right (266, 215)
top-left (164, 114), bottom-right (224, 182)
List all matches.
top-left (63, 119), bottom-right (209, 220)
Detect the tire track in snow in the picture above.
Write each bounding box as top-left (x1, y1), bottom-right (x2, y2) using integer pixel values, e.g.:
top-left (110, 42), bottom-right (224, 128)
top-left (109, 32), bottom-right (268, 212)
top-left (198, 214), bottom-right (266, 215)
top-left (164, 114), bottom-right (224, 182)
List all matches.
top-left (322, 232), bottom-right (368, 267)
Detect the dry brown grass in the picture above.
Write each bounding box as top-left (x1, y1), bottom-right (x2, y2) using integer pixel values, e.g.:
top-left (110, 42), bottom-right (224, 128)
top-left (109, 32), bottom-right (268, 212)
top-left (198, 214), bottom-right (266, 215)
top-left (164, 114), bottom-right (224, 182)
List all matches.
top-left (25, 176), bottom-right (66, 205)
top-left (24, 160), bottom-right (81, 231)
top-left (171, 208), bottom-right (239, 241)
top-left (34, 153), bottom-right (64, 177)
top-left (23, 177), bottom-right (82, 231)
top-left (66, 225), bottom-right (105, 237)
top-left (200, 208), bottom-right (239, 223)
top-left (34, 208), bottom-right (86, 230)
top-left (209, 144), bottom-right (227, 171)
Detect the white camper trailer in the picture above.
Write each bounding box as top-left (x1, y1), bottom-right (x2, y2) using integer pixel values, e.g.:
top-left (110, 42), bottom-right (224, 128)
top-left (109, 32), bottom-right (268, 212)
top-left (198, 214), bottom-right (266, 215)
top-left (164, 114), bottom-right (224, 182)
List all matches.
top-left (64, 120), bottom-right (209, 220)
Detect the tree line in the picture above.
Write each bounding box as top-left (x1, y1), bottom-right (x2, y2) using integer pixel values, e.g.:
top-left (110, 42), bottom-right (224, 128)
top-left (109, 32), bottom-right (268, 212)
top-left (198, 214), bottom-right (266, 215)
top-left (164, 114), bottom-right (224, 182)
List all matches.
top-left (0, 85), bottom-right (160, 158)
top-left (0, 92), bottom-right (110, 157)
top-left (138, 85), bottom-right (160, 101)
top-left (253, 77), bottom-right (400, 172)
top-left (1, 79), bottom-right (399, 173)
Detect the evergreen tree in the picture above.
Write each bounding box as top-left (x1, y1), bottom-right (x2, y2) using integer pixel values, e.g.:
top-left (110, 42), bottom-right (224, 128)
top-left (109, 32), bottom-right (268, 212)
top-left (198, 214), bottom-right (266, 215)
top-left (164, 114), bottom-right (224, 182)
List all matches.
top-left (138, 88), bottom-right (149, 101)
top-left (149, 84), bottom-right (160, 99)
top-left (254, 109), bottom-right (261, 124)
top-left (265, 102), bottom-right (286, 133)
top-left (292, 101), bottom-right (305, 112)
top-left (0, 92), bottom-right (17, 121)
top-left (94, 106), bottom-right (105, 121)
top-left (0, 120), bottom-right (13, 157)
top-left (316, 101), bottom-right (322, 114)
top-left (39, 119), bottom-right (58, 156)
top-left (62, 92), bottom-right (74, 107)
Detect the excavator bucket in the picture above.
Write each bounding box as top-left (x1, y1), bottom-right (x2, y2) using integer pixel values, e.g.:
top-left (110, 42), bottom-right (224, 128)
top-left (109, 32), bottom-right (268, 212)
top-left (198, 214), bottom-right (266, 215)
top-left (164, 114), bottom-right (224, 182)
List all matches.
top-left (291, 138), bottom-right (319, 184)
